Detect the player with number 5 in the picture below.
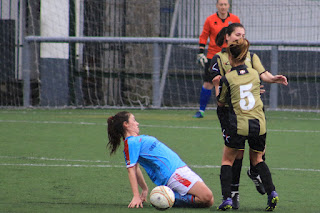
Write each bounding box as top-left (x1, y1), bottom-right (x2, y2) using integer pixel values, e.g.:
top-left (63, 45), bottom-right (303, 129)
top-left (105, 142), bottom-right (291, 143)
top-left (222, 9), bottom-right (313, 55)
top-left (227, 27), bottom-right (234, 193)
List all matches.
top-left (213, 38), bottom-right (280, 211)
top-left (210, 22), bottom-right (288, 210)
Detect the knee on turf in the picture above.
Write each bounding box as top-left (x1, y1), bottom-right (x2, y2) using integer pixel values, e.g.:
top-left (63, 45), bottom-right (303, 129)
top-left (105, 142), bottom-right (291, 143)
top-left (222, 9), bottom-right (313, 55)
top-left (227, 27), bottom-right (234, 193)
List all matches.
top-left (198, 190), bottom-right (214, 207)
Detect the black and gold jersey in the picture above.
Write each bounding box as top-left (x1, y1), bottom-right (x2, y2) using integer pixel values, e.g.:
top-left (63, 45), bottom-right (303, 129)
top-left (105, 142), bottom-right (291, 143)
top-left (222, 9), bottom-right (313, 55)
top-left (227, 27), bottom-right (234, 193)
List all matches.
top-left (217, 64), bottom-right (266, 136)
top-left (209, 49), bottom-right (266, 79)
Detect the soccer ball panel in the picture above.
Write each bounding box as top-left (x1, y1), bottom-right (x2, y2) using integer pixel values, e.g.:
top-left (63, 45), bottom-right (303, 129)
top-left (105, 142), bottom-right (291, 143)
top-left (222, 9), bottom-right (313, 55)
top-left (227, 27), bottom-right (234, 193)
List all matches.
top-left (150, 186), bottom-right (175, 210)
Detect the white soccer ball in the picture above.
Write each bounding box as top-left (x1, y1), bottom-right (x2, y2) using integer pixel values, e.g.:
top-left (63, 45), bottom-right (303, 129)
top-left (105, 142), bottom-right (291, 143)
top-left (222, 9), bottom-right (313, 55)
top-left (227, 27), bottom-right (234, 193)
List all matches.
top-left (150, 185), bottom-right (175, 210)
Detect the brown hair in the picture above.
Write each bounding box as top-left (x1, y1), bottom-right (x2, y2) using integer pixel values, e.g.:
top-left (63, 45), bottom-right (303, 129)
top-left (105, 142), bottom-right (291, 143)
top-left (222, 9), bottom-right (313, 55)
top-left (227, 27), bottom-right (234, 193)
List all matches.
top-left (226, 38), bottom-right (250, 64)
top-left (107, 111), bottom-right (131, 155)
top-left (215, 23), bottom-right (245, 47)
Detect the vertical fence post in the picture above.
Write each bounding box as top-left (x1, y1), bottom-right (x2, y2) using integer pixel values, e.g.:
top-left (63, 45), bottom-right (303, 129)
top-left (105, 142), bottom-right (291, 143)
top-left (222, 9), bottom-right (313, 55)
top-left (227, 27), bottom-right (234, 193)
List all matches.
top-left (269, 45), bottom-right (279, 109)
top-left (159, 0), bottom-right (180, 105)
top-left (22, 40), bottom-right (31, 107)
top-left (152, 43), bottom-right (161, 108)
top-left (21, 0), bottom-right (30, 107)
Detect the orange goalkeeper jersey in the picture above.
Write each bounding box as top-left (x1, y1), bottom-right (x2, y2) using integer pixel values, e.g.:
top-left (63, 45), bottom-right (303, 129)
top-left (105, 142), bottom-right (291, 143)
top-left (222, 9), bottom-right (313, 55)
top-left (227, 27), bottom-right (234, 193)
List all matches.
top-left (199, 12), bottom-right (240, 59)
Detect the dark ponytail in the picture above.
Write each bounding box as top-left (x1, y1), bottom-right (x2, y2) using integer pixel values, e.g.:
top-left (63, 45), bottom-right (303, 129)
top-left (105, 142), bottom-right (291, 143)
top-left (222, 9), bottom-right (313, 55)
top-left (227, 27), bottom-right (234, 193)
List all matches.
top-left (215, 27), bottom-right (229, 47)
top-left (107, 111), bottom-right (130, 155)
top-left (215, 23), bottom-right (245, 47)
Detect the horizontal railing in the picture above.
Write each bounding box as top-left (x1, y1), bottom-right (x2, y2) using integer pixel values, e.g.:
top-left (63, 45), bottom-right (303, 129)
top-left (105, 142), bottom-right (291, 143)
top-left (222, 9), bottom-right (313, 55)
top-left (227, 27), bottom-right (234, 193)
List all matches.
top-left (25, 36), bottom-right (320, 46)
top-left (22, 36), bottom-right (320, 108)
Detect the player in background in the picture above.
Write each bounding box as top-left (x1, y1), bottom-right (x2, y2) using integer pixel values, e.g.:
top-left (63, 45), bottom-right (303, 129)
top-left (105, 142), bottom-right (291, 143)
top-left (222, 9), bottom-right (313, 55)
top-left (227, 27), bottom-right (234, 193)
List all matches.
top-left (194, 0), bottom-right (240, 118)
top-left (210, 23), bottom-right (288, 209)
top-left (107, 111), bottom-right (214, 209)
top-left (214, 38), bottom-right (279, 211)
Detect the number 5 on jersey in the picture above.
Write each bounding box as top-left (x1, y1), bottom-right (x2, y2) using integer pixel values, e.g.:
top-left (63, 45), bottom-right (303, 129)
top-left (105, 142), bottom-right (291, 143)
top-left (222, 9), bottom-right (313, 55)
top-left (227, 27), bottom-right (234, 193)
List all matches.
top-left (240, 83), bottom-right (255, 110)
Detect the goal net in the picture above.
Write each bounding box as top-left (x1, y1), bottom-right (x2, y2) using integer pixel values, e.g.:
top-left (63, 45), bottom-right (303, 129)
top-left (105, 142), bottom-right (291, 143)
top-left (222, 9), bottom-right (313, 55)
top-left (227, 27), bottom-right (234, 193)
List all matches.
top-left (1, 0), bottom-right (319, 111)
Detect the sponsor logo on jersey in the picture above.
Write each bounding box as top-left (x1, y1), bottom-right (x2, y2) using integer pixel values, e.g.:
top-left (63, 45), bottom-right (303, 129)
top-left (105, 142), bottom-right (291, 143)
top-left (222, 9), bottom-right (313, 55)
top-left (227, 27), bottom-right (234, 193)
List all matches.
top-left (240, 70), bottom-right (246, 75)
top-left (149, 141), bottom-right (158, 151)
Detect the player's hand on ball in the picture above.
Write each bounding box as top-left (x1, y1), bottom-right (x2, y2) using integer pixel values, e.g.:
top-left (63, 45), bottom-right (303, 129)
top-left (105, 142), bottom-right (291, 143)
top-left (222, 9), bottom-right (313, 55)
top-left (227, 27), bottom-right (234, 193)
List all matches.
top-left (197, 53), bottom-right (208, 68)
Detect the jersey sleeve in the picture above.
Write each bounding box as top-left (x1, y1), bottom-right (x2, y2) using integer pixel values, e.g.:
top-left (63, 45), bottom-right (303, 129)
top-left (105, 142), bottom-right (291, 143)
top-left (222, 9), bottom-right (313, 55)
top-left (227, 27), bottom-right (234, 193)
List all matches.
top-left (123, 137), bottom-right (142, 168)
top-left (251, 53), bottom-right (266, 75)
top-left (217, 76), bottom-right (229, 104)
top-left (199, 17), bottom-right (210, 45)
top-left (209, 54), bottom-right (222, 78)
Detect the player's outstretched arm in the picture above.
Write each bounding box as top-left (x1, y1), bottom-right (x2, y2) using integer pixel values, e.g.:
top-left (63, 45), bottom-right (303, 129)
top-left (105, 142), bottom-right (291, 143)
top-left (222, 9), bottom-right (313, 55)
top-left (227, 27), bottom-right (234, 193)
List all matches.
top-left (271, 75), bottom-right (288, 85)
top-left (260, 71), bottom-right (288, 85)
top-left (136, 164), bottom-right (148, 202)
top-left (127, 165), bottom-right (144, 208)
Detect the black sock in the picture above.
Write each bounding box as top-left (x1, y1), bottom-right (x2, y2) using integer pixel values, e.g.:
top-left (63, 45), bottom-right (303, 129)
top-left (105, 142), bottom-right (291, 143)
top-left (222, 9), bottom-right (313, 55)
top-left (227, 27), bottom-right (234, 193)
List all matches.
top-left (250, 153), bottom-right (266, 175)
top-left (231, 158), bottom-right (242, 192)
top-left (220, 165), bottom-right (232, 199)
top-left (250, 162), bottom-right (258, 175)
top-left (255, 161), bottom-right (275, 195)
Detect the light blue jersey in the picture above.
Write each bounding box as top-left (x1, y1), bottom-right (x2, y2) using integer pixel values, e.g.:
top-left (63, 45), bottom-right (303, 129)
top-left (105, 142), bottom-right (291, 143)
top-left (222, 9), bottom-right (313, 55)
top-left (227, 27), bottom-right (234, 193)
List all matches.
top-left (123, 135), bottom-right (186, 186)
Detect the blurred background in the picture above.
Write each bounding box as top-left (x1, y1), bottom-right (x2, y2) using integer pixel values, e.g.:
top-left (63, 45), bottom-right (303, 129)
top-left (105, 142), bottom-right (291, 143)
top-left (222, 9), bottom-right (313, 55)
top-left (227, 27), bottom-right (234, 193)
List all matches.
top-left (0, 0), bottom-right (319, 110)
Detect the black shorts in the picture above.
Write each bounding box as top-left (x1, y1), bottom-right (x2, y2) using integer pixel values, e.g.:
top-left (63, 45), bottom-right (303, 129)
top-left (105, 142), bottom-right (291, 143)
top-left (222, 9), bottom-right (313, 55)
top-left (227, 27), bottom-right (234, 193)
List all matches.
top-left (218, 106), bottom-right (266, 152)
top-left (217, 106), bottom-right (229, 132)
top-left (223, 132), bottom-right (267, 152)
top-left (203, 59), bottom-right (215, 82)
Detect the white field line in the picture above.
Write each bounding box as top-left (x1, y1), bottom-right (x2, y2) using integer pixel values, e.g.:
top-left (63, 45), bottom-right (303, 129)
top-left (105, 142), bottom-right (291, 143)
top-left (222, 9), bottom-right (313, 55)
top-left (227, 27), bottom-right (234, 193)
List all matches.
top-left (1, 109), bottom-right (320, 118)
top-left (0, 119), bottom-right (320, 133)
top-left (0, 155), bottom-right (319, 172)
top-left (0, 163), bottom-right (319, 172)
top-left (0, 155), bottom-right (111, 163)
top-left (267, 116), bottom-right (320, 121)
top-left (0, 119), bottom-right (97, 125)
top-left (0, 163), bottom-right (124, 168)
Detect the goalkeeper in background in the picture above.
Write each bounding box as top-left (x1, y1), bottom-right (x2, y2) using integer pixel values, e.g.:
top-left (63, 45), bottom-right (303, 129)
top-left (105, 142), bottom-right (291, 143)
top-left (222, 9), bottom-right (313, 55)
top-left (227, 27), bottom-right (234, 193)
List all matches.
top-left (193, 0), bottom-right (240, 118)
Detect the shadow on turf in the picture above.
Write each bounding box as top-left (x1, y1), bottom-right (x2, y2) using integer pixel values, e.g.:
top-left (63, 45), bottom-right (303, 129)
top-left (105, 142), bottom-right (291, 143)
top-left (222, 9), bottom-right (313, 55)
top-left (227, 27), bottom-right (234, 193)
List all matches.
top-left (24, 201), bottom-right (126, 208)
top-left (210, 206), bottom-right (266, 212)
top-left (24, 201), bottom-right (269, 211)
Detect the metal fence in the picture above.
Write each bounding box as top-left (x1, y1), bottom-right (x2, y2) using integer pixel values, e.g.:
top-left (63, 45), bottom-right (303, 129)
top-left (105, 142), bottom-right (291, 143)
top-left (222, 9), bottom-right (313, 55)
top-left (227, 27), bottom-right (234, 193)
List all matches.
top-left (1, 0), bottom-right (320, 110)
top-left (23, 36), bottom-right (320, 109)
